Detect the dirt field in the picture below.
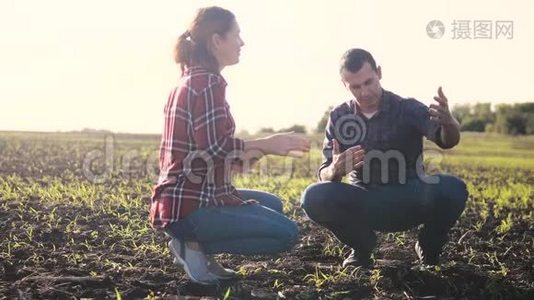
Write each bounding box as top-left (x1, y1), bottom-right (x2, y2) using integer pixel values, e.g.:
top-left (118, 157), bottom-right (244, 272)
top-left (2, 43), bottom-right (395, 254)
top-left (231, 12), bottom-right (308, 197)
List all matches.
top-left (0, 132), bottom-right (532, 299)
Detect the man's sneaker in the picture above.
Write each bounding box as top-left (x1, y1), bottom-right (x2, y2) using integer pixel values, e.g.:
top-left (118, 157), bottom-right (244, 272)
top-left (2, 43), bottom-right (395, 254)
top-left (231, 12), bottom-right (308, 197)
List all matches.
top-left (168, 239), bottom-right (218, 285)
top-left (206, 256), bottom-right (239, 279)
top-left (414, 241), bottom-right (440, 266)
top-left (342, 249), bottom-right (372, 268)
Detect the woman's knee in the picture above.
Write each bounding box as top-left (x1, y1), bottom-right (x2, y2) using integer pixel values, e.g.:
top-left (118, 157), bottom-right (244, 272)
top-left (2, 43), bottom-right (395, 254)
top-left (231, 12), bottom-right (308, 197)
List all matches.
top-left (250, 207), bottom-right (300, 253)
top-left (239, 189), bottom-right (284, 213)
top-left (260, 193), bottom-right (284, 213)
top-left (275, 219), bottom-right (299, 252)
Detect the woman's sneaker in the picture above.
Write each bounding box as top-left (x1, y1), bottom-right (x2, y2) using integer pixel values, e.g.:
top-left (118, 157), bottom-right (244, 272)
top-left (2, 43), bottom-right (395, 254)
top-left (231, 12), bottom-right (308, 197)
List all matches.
top-left (168, 238), bottom-right (218, 285)
top-left (173, 252), bottom-right (238, 280)
top-left (206, 256), bottom-right (239, 279)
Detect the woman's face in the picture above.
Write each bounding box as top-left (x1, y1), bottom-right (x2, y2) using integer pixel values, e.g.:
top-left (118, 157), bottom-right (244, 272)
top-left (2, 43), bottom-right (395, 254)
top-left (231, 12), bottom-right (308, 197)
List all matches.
top-left (211, 21), bottom-right (245, 70)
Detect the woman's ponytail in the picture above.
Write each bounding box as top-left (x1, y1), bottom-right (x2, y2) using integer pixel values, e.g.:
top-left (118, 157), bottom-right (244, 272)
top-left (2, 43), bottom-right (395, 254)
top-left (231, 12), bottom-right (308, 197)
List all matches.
top-left (175, 30), bottom-right (195, 73)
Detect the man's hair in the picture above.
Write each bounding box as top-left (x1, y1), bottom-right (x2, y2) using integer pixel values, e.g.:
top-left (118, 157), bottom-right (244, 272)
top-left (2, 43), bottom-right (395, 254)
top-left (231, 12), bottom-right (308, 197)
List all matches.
top-left (339, 48), bottom-right (377, 74)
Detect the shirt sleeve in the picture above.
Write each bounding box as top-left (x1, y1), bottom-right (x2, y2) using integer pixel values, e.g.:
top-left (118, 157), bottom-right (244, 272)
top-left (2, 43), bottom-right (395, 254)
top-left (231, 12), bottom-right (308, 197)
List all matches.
top-left (408, 99), bottom-right (447, 148)
top-left (192, 79), bottom-right (244, 162)
top-left (317, 110), bottom-right (342, 181)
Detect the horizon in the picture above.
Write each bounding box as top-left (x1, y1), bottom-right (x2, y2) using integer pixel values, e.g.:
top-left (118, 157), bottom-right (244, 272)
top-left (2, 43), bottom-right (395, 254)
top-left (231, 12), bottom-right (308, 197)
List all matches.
top-left (0, 98), bottom-right (532, 135)
top-left (1, 0), bottom-right (533, 134)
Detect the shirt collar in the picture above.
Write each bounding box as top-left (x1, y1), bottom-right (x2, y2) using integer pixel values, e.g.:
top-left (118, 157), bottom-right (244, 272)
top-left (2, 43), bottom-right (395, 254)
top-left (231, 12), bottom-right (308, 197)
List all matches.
top-left (184, 65), bottom-right (227, 86)
top-left (351, 89), bottom-right (390, 114)
top-left (184, 65), bottom-right (209, 74)
top-left (379, 89), bottom-right (391, 113)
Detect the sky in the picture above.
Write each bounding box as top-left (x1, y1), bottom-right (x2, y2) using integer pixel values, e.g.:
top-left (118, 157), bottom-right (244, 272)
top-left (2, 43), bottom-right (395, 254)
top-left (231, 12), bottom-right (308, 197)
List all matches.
top-left (1, 0), bottom-right (533, 134)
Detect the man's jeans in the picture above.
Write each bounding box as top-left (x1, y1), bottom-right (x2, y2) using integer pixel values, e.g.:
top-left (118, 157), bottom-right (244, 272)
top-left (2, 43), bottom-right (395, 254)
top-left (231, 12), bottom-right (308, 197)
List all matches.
top-left (301, 174), bottom-right (468, 256)
top-left (165, 189), bottom-right (299, 255)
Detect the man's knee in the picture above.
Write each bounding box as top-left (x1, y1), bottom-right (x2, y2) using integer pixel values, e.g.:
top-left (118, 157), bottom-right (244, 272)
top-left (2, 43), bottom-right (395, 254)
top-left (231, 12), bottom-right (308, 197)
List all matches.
top-left (437, 175), bottom-right (468, 213)
top-left (300, 182), bottom-right (330, 220)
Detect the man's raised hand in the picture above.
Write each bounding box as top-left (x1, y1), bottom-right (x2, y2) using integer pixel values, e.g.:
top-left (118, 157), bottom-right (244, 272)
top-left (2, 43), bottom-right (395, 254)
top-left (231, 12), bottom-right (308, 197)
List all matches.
top-left (330, 139), bottom-right (365, 178)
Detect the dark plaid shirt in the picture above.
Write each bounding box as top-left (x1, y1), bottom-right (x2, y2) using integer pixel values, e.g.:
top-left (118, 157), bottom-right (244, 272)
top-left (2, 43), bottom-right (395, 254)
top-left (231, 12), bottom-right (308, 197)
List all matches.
top-left (150, 66), bottom-right (245, 229)
top-left (319, 89), bottom-right (446, 185)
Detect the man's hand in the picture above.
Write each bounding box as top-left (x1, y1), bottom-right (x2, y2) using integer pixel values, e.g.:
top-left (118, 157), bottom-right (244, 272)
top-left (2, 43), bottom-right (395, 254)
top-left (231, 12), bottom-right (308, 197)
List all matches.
top-left (429, 87), bottom-right (455, 125)
top-left (322, 139), bottom-right (365, 180)
top-left (429, 86), bottom-right (461, 148)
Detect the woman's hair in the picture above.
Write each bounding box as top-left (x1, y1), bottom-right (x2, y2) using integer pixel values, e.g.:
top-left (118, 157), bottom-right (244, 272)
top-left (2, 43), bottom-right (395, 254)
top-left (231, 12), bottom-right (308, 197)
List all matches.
top-left (175, 6), bottom-right (236, 74)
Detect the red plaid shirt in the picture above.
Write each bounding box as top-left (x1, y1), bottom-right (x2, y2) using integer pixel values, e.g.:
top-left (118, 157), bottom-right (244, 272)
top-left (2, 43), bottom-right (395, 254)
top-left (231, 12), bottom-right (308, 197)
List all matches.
top-left (150, 66), bottom-right (246, 229)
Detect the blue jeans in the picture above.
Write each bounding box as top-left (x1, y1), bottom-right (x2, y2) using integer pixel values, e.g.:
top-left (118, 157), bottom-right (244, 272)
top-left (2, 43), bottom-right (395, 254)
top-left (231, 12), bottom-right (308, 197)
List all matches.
top-left (301, 174), bottom-right (468, 255)
top-left (165, 189), bottom-right (299, 255)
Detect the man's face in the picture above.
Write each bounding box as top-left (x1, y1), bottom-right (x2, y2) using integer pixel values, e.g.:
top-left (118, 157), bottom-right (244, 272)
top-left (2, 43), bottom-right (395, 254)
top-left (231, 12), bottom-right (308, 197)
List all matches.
top-left (341, 62), bottom-right (383, 108)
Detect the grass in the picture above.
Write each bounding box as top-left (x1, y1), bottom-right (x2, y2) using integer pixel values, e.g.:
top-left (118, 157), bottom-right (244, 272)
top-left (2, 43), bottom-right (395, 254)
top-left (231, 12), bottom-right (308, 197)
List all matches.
top-left (0, 131), bottom-right (533, 299)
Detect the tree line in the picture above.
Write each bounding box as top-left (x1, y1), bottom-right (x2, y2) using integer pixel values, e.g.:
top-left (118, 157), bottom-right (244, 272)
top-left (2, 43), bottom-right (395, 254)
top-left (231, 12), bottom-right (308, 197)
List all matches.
top-left (451, 102), bottom-right (534, 135)
top-left (254, 102), bottom-right (533, 135)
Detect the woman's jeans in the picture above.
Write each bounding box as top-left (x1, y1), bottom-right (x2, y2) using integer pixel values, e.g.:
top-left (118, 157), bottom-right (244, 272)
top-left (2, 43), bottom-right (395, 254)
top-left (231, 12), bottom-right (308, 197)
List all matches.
top-left (301, 174), bottom-right (468, 256)
top-left (165, 189), bottom-right (299, 255)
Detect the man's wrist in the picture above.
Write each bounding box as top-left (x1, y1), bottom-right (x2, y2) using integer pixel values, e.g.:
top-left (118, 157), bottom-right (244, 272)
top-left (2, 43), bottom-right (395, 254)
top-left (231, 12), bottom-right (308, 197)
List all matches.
top-left (440, 114), bottom-right (459, 127)
top-left (320, 165), bottom-right (342, 182)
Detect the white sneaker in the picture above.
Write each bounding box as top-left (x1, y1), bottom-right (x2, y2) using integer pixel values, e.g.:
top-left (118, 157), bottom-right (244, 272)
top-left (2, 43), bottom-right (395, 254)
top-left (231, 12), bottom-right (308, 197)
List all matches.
top-left (172, 253), bottom-right (238, 280)
top-left (206, 256), bottom-right (239, 280)
top-left (168, 239), bottom-right (218, 285)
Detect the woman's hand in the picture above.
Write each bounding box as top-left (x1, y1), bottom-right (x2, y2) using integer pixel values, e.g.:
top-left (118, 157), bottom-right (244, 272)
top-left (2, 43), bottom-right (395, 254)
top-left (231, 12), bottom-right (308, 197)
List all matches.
top-left (241, 199), bottom-right (260, 205)
top-left (263, 132), bottom-right (311, 156)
